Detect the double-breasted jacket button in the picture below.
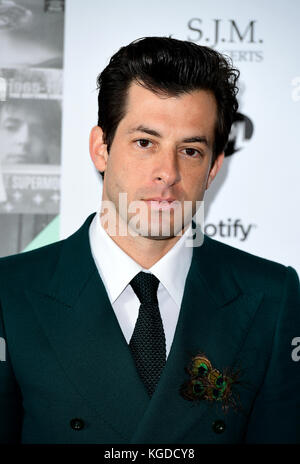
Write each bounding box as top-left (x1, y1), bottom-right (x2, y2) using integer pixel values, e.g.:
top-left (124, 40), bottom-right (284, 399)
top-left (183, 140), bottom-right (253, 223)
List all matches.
top-left (70, 418), bottom-right (85, 430)
top-left (212, 419), bottom-right (226, 434)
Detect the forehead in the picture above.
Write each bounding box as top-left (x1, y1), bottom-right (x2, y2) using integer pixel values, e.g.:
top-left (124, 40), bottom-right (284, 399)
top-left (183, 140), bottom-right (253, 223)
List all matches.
top-left (120, 82), bottom-right (217, 137)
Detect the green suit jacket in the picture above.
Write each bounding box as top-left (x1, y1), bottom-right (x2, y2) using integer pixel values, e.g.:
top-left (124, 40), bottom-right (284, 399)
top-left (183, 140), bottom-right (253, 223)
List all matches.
top-left (0, 213), bottom-right (299, 444)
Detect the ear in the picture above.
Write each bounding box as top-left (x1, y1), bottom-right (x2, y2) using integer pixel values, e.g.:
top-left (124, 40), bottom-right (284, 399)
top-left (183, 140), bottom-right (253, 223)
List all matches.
top-left (205, 152), bottom-right (224, 190)
top-left (89, 126), bottom-right (108, 173)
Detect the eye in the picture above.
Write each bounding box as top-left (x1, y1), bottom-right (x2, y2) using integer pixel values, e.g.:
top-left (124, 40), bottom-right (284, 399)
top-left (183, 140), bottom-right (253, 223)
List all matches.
top-left (136, 139), bottom-right (153, 148)
top-left (4, 122), bottom-right (20, 132)
top-left (182, 147), bottom-right (201, 157)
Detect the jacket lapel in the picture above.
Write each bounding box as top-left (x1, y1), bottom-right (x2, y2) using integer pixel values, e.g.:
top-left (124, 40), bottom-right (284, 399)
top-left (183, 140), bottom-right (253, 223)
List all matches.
top-left (26, 214), bottom-right (150, 442)
top-left (130, 225), bottom-right (264, 443)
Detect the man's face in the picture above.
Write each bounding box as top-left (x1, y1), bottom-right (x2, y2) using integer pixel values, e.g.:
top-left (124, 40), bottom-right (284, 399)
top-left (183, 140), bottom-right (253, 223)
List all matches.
top-left (93, 82), bottom-right (224, 240)
top-left (0, 105), bottom-right (48, 164)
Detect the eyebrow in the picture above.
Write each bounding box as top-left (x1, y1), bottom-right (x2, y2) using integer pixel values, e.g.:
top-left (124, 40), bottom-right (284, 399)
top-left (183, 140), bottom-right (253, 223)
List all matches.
top-left (3, 117), bottom-right (21, 123)
top-left (128, 125), bottom-right (209, 147)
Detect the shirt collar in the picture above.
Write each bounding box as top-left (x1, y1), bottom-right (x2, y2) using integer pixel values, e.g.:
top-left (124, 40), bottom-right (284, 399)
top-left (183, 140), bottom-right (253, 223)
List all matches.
top-left (89, 210), bottom-right (193, 306)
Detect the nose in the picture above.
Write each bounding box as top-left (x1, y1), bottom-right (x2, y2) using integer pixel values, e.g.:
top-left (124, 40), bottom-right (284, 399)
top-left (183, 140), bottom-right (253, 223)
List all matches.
top-left (154, 147), bottom-right (181, 187)
top-left (16, 123), bottom-right (30, 145)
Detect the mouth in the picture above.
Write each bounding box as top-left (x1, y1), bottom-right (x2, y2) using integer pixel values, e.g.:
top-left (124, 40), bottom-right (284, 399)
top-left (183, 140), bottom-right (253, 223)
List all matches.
top-left (5, 154), bottom-right (27, 164)
top-left (143, 198), bottom-right (180, 210)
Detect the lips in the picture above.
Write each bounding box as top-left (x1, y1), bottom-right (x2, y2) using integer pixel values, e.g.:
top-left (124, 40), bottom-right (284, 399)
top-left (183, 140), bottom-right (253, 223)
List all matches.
top-left (143, 198), bottom-right (180, 211)
top-left (5, 154), bottom-right (27, 164)
top-left (143, 197), bottom-right (177, 202)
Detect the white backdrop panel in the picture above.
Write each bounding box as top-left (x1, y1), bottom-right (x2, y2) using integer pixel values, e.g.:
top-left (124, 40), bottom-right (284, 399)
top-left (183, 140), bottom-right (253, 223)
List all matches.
top-left (60, 0), bottom-right (300, 273)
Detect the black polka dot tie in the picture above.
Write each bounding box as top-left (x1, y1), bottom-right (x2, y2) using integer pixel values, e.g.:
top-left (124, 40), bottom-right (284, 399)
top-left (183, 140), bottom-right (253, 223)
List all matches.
top-left (129, 271), bottom-right (166, 397)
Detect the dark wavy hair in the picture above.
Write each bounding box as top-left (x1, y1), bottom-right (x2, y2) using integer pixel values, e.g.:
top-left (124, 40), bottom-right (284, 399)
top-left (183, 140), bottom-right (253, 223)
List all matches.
top-left (96, 36), bottom-right (240, 178)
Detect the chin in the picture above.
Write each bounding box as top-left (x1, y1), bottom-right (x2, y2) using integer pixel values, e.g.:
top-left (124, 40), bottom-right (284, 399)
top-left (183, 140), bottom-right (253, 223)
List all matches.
top-left (129, 219), bottom-right (186, 240)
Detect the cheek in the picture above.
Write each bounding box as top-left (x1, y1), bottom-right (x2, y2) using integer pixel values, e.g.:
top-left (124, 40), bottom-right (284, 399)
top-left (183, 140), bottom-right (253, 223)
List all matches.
top-left (104, 161), bottom-right (126, 202)
top-left (108, 148), bottom-right (136, 185)
top-left (183, 166), bottom-right (208, 193)
top-left (107, 154), bottom-right (125, 188)
top-left (0, 134), bottom-right (13, 154)
top-left (0, 130), bottom-right (11, 142)
top-left (30, 138), bottom-right (42, 149)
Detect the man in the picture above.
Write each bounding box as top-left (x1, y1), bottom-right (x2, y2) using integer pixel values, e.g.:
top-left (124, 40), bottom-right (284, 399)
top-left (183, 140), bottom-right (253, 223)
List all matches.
top-left (0, 99), bottom-right (61, 165)
top-left (0, 37), bottom-right (299, 444)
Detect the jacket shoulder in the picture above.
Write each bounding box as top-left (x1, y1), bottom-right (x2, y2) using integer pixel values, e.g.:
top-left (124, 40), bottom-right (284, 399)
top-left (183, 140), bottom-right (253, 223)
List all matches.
top-left (0, 213), bottom-right (95, 292)
top-left (0, 239), bottom-right (64, 288)
top-left (203, 235), bottom-right (299, 295)
top-left (0, 213), bottom-right (95, 282)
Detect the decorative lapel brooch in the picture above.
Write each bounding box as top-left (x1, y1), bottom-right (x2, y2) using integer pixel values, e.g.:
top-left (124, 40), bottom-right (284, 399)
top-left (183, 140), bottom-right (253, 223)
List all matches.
top-left (179, 353), bottom-right (242, 413)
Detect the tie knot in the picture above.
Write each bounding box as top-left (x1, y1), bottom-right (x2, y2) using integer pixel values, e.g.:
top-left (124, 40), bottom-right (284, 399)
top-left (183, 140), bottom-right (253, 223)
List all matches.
top-left (130, 271), bottom-right (160, 305)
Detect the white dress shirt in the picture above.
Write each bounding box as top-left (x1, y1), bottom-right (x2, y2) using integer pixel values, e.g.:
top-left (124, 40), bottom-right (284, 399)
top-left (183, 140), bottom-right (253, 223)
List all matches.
top-left (89, 210), bottom-right (193, 359)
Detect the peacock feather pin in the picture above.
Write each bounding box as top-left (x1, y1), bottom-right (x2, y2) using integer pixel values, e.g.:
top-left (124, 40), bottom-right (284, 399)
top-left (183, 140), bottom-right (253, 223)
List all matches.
top-left (180, 353), bottom-right (242, 413)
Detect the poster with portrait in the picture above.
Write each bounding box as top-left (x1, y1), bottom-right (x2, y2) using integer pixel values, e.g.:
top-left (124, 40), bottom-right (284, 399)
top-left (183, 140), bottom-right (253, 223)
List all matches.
top-left (0, 0), bottom-right (64, 257)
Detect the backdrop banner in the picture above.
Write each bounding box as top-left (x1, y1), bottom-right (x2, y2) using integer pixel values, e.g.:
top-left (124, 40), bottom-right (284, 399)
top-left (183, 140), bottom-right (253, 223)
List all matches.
top-left (60, 0), bottom-right (300, 274)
